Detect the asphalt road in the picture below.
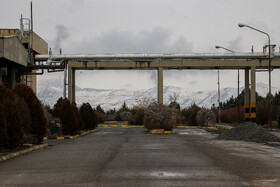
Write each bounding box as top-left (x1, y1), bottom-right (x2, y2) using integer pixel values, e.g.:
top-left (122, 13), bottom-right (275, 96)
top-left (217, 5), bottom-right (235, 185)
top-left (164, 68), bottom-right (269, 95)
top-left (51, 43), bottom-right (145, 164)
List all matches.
top-left (1, 127), bottom-right (280, 186)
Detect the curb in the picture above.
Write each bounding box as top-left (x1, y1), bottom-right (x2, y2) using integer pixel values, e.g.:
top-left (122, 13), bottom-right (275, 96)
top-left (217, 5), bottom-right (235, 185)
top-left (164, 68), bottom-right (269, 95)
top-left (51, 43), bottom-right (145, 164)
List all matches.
top-left (163, 131), bottom-right (176, 134)
top-left (98, 125), bottom-right (217, 130)
top-left (43, 136), bottom-right (75, 140)
top-left (43, 129), bottom-right (99, 140)
top-left (99, 125), bottom-right (144, 128)
top-left (215, 125), bottom-right (233, 131)
top-left (176, 126), bottom-right (217, 129)
top-left (0, 144), bottom-right (48, 163)
top-left (77, 129), bottom-right (99, 137)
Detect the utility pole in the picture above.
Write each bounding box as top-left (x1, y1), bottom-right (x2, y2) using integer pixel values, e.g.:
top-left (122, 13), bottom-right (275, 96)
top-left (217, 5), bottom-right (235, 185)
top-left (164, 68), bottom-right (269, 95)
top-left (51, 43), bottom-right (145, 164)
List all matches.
top-left (239, 23), bottom-right (272, 129)
top-left (218, 70), bottom-right (221, 124)
top-left (215, 45), bottom-right (236, 124)
top-left (237, 69), bottom-right (240, 122)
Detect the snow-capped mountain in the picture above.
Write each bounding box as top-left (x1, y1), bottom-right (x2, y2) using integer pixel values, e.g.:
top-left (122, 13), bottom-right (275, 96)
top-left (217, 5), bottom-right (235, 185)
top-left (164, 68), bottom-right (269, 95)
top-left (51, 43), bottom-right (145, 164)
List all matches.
top-left (37, 79), bottom-right (280, 111)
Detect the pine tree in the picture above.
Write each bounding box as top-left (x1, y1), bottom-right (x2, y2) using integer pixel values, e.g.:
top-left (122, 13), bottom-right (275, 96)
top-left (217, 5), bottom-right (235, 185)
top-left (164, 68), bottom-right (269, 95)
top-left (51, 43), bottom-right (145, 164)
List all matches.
top-left (0, 104), bottom-right (8, 150)
top-left (72, 103), bottom-right (84, 131)
top-left (2, 96), bottom-right (24, 148)
top-left (0, 84), bottom-right (24, 148)
top-left (96, 105), bottom-right (105, 114)
top-left (79, 103), bottom-right (98, 130)
top-left (53, 98), bottom-right (79, 135)
top-left (12, 83), bottom-right (47, 143)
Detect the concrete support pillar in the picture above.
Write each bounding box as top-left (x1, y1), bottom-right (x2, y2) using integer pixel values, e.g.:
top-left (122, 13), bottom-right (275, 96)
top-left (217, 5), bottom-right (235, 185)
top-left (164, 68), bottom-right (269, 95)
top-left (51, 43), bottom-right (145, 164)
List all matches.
top-left (157, 67), bottom-right (163, 104)
top-left (244, 68), bottom-right (250, 122)
top-left (68, 67), bottom-right (72, 102)
top-left (20, 75), bottom-right (25, 84)
top-left (68, 67), bottom-right (75, 103)
top-left (72, 69), bottom-right (75, 103)
top-left (63, 65), bottom-right (67, 99)
top-left (250, 66), bottom-right (256, 122)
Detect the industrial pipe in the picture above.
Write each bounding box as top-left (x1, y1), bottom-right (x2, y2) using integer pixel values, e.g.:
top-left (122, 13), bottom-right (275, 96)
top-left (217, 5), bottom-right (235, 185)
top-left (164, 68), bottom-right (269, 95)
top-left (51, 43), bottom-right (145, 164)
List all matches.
top-left (34, 52), bottom-right (271, 62)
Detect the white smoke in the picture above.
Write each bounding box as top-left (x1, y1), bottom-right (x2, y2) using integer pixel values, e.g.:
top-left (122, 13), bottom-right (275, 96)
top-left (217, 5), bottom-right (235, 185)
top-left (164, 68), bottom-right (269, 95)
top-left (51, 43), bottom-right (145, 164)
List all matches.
top-left (53, 25), bottom-right (69, 54)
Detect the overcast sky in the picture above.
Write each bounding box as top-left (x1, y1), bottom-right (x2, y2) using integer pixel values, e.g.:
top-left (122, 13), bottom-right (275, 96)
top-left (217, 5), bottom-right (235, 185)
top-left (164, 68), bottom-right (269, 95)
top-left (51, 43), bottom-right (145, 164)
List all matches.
top-left (1, 0), bottom-right (280, 91)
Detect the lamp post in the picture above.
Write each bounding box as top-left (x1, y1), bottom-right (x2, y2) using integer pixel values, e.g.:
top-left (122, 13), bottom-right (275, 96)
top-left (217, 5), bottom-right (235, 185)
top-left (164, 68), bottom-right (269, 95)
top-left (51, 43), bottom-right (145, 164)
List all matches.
top-left (215, 46), bottom-right (235, 53)
top-left (215, 46), bottom-right (240, 123)
top-left (238, 23), bottom-right (272, 130)
top-left (217, 69), bottom-right (221, 124)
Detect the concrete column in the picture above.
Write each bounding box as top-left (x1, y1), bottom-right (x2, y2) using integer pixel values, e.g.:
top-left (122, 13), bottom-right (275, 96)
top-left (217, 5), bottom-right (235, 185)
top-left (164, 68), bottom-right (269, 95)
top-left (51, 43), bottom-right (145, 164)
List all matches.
top-left (63, 65), bottom-right (67, 99)
top-left (250, 66), bottom-right (256, 122)
top-left (19, 75), bottom-right (23, 83)
top-left (157, 67), bottom-right (163, 104)
top-left (68, 67), bottom-right (72, 102)
top-left (68, 67), bottom-right (75, 103)
top-left (244, 68), bottom-right (250, 122)
top-left (72, 68), bottom-right (75, 103)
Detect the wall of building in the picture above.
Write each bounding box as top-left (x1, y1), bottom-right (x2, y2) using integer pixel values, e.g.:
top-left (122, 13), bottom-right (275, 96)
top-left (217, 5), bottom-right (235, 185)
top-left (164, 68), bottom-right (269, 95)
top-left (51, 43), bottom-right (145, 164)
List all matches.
top-left (24, 71), bottom-right (37, 94)
top-left (0, 29), bottom-right (48, 94)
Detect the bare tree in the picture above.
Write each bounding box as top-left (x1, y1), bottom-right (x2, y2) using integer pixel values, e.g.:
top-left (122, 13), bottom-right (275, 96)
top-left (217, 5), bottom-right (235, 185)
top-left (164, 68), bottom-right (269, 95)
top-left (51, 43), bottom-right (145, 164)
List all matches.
top-left (169, 92), bottom-right (179, 103)
top-left (144, 102), bottom-right (176, 131)
top-left (196, 108), bottom-right (216, 126)
top-left (135, 97), bottom-right (156, 109)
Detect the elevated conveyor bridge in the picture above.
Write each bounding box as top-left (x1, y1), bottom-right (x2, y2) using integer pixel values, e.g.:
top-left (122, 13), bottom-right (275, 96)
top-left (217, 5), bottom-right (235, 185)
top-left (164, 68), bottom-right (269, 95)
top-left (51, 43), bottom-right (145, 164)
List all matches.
top-left (34, 52), bottom-right (280, 122)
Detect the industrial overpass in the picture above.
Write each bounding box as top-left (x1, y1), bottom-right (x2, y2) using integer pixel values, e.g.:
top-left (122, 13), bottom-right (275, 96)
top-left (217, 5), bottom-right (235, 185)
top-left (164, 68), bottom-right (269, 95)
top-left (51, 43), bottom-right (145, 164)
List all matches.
top-left (35, 52), bottom-right (280, 122)
top-left (2, 12), bottom-right (279, 124)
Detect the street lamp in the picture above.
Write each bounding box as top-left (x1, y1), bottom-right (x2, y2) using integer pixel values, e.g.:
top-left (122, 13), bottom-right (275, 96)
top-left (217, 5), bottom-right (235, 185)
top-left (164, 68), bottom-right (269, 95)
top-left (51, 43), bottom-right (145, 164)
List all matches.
top-left (217, 69), bottom-right (221, 124)
top-left (238, 23), bottom-right (272, 130)
top-left (215, 46), bottom-right (235, 53)
top-left (215, 46), bottom-right (240, 123)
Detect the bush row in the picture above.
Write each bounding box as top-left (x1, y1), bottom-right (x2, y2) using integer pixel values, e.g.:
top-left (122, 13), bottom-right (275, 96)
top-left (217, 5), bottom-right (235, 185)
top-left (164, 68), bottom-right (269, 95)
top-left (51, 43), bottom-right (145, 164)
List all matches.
top-left (47, 98), bottom-right (105, 135)
top-left (0, 83), bottom-right (47, 150)
top-left (100, 100), bottom-right (216, 130)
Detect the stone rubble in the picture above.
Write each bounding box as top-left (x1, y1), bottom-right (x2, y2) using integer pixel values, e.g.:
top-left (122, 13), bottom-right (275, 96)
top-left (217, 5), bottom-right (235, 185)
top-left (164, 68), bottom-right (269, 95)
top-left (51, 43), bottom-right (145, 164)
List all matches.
top-left (216, 122), bottom-right (280, 143)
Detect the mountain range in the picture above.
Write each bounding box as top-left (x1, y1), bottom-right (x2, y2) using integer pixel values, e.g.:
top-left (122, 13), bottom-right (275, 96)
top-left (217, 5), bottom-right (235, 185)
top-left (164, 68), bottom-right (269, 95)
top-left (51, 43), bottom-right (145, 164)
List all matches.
top-left (37, 79), bottom-right (280, 111)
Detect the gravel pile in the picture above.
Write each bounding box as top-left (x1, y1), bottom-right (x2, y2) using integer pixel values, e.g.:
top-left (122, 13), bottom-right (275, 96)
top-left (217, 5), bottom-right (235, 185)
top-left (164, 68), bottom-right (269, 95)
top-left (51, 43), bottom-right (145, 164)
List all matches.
top-left (216, 122), bottom-right (280, 143)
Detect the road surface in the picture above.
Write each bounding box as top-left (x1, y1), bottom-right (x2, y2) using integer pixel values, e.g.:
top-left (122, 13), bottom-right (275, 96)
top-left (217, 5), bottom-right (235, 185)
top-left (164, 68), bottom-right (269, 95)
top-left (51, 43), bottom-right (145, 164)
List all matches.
top-left (0, 127), bottom-right (280, 186)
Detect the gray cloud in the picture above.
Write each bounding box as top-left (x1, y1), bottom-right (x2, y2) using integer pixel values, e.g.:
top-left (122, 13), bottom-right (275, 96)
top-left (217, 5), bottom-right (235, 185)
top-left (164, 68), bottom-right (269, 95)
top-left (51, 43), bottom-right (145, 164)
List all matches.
top-left (65, 27), bottom-right (192, 54)
top-left (227, 35), bottom-right (243, 52)
top-left (61, 27), bottom-right (193, 86)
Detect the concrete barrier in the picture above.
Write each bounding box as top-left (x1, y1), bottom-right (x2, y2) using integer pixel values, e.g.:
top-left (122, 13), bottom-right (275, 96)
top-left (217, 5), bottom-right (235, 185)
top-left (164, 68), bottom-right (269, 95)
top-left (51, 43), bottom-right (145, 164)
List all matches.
top-left (0, 144), bottom-right (48, 163)
top-left (43, 129), bottom-right (99, 140)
